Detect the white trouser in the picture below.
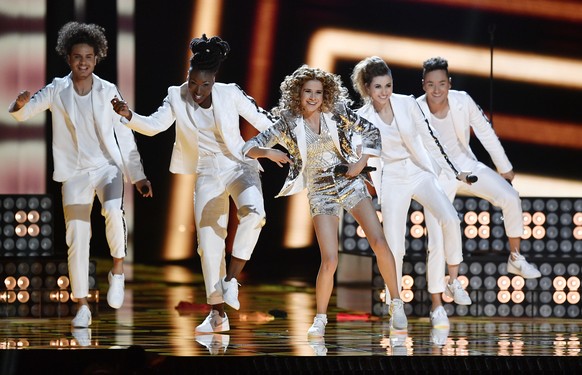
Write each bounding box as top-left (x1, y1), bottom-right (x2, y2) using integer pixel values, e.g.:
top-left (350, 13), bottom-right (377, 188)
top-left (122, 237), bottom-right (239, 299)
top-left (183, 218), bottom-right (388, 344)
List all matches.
top-left (195, 153), bottom-right (266, 305)
top-left (381, 159), bottom-right (462, 296)
top-left (425, 161), bottom-right (523, 291)
top-left (62, 164), bottom-right (126, 299)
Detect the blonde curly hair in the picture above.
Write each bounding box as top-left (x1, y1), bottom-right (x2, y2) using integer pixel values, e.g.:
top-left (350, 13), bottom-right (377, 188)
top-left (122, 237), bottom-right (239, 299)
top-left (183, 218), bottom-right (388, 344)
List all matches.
top-left (272, 65), bottom-right (351, 117)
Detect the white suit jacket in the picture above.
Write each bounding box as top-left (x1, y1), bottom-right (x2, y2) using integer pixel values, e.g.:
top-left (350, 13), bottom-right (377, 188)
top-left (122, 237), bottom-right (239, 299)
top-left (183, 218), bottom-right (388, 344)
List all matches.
top-left (416, 90), bottom-right (513, 174)
top-left (356, 94), bottom-right (460, 202)
top-left (9, 73), bottom-right (146, 183)
top-left (124, 82), bottom-right (276, 174)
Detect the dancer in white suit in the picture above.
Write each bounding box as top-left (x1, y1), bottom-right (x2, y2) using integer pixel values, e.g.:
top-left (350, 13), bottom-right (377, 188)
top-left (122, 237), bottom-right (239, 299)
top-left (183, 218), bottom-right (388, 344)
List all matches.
top-left (417, 57), bottom-right (541, 285)
top-left (243, 65), bottom-right (407, 337)
top-left (351, 56), bottom-right (474, 329)
top-left (9, 22), bottom-right (152, 329)
top-left (112, 35), bottom-right (276, 333)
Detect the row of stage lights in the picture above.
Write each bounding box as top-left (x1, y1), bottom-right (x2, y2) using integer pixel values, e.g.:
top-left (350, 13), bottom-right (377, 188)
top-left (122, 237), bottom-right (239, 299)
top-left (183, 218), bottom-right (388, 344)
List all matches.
top-left (0, 195), bottom-right (55, 257)
top-left (368, 258), bottom-right (582, 318)
top-left (342, 197), bottom-right (582, 257)
top-left (0, 259), bottom-right (98, 318)
top-left (340, 197), bottom-right (582, 318)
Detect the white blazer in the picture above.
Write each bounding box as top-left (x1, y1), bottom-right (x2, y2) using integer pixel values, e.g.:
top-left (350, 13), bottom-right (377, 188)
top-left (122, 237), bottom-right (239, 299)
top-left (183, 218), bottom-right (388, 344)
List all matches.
top-left (124, 82), bottom-right (276, 174)
top-left (9, 74), bottom-right (146, 183)
top-left (416, 90), bottom-right (513, 174)
top-left (356, 94), bottom-right (459, 202)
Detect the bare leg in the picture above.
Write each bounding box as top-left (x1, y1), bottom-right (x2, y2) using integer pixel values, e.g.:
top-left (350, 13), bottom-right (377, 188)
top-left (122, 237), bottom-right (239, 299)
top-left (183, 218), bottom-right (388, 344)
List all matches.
top-left (430, 293), bottom-right (442, 310)
top-left (226, 256), bottom-right (246, 281)
top-left (111, 257), bottom-right (124, 275)
top-left (349, 199), bottom-right (400, 300)
top-left (509, 236), bottom-right (521, 259)
top-left (312, 215), bottom-right (340, 314)
top-left (212, 303), bottom-right (225, 316)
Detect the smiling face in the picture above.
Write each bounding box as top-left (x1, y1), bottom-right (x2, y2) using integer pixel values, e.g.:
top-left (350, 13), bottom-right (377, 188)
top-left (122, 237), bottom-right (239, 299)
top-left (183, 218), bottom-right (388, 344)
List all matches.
top-left (67, 43), bottom-right (96, 80)
top-left (366, 74), bottom-right (393, 106)
top-left (422, 69), bottom-right (451, 106)
top-left (187, 69), bottom-right (216, 108)
top-left (300, 79), bottom-right (324, 116)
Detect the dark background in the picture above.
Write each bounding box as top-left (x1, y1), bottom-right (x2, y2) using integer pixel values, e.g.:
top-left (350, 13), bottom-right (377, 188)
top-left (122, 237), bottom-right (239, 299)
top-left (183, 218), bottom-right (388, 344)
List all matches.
top-left (41, 0), bottom-right (582, 278)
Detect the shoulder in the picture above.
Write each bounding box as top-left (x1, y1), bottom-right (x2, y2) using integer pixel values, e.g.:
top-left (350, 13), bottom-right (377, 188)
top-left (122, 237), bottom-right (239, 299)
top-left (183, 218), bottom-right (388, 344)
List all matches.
top-left (448, 90), bottom-right (471, 101)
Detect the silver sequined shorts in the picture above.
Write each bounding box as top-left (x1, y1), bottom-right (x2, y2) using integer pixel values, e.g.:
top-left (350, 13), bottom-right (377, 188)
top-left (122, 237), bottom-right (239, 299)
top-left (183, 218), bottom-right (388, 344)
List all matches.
top-left (306, 167), bottom-right (371, 217)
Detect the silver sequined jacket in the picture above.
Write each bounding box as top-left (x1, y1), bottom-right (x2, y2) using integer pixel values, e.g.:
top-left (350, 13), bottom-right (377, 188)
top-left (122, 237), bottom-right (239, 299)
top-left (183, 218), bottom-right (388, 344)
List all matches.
top-left (243, 102), bottom-right (381, 197)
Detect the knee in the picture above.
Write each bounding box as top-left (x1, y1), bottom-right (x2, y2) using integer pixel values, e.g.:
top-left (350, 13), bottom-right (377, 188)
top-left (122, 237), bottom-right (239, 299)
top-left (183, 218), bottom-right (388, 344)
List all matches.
top-left (238, 205), bottom-right (266, 229)
top-left (320, 256), bottom-right (338, 273)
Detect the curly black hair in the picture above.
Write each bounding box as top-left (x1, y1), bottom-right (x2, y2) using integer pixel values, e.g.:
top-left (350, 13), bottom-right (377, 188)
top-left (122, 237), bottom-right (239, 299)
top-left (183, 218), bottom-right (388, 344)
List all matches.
top-left (189, 34), bottom-right (230, 73)
top-left (55, 21), bottom-right (108, 62)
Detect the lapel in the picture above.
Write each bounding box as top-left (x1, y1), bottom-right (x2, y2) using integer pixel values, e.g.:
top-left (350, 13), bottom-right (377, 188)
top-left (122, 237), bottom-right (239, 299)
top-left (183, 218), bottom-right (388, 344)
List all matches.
top-left (447, 93), bottom-right (466, 145)
top-left (322, 111), bottom-right (342, 153)
top-left (294, 116), bottom-right (307, 173)
top-left (181, 83), bottom-right (200, 132)
top-left (59, 74), bottom-right (76, 129)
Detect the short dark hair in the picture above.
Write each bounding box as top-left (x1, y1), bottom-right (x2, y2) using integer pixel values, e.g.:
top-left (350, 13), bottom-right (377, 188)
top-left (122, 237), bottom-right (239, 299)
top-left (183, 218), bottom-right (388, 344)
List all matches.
top-left (422, 56), bottom-right (449, 78)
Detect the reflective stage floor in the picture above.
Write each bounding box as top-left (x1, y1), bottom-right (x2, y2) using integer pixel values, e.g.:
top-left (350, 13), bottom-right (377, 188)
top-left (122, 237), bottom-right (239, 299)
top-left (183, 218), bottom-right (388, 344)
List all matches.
top-left (2, 260), bottom-right (582, 374)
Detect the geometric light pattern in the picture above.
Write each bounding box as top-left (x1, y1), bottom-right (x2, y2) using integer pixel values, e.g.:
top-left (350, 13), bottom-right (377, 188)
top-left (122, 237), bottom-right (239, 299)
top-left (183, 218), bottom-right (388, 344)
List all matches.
top-left (0, 258), bottom-right (98, 318)
top-left (0, 195), bottom-right (54, 257)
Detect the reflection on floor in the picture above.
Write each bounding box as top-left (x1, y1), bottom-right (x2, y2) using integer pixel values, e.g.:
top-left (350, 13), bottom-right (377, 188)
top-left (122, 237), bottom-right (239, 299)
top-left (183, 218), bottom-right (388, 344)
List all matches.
top-left (1, 260), bottom-right (582, 373)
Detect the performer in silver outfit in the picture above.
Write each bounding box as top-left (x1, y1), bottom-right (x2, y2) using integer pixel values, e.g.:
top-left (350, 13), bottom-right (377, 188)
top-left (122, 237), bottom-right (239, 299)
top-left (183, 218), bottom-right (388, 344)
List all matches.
top-left (243, 65), bottom-right (408, 337)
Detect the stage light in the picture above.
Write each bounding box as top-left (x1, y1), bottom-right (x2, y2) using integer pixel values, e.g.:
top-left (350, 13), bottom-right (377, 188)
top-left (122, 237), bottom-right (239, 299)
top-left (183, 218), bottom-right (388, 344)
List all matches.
top-left (511, 276), bottom-right (525, 290)
top-left (402, 275), bottom-right (414, 290)
top-left (464, 225), bottom-right (478, 239)
top-left (0, 257), bottom-right (98, 318)
top-left (478, 212), bottom-right (490, 225)
top-left (497, 276), bottom-right (511, 290)
top-left (498, 290), bottom-right (511, 303)
top-left (567, 276), bottom-right (580, 291)
top-left (553, 276), bottom-right (567, 291)
top-left (356, 225), bottom-right (366, 238)
top-left (410, 224), bottom-right (424, 239)
top-left (522, 212), bottom-right (532, 226)
top-left (478, 226), bottom-right (490, 239)
top-left (410, 211), bottom-right (424, 225)
top-left (532, 226), bottom-right (546, 239)
top-left (401, 289), bottom-right (414, 303)
top-left (464, 211), bottom-right (478, 225)
top-left (567, 292), bottom-right (580, 304)
top-left (511, 291), bottom-right (525, 303)
top-left (533, 212), bottom-right (546, 225)
top-left (554, 291), bottom-right (567, 304)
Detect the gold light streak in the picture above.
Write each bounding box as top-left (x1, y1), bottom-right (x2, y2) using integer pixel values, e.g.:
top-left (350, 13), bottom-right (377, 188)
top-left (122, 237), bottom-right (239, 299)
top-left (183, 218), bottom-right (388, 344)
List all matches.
top-left (306, 28), bottom-right (582, 150)
top-left (163, 0), bottom-right (223, 260)
top-left (414, 0), bottom-right (582, 23)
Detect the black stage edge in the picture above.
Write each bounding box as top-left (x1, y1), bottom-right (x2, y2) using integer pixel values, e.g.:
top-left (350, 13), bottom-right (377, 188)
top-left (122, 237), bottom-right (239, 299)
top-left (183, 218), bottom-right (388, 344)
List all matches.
top-left (2, 349), bottom-right (582, 374)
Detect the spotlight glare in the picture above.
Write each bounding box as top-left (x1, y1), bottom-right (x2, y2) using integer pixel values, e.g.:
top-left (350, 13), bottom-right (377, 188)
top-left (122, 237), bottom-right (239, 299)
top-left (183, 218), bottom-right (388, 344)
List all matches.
top-left (567, 276), bottom-right (580, 291)
top-left (521, 226), bottom-right (532, 239)
top-left (522, 212), bottom-right (532, 226)
top-left (497, 276), bottom-right (511, 290)
top-left (553, 276), bottom-right (567, 291)
top-left (410, 210), bottom-right (424, 224)
top-left (533, 212), bottom-right (546, 225)
top-left (498, 290), bottom-right (511, 303)
top-left (464, 225), bottom-right (478, 239)
top-left (356, 225), bottom-right (366, 238)
top-left (553, 291), bottom-right (567, 304)
top-left (464, 211), bottom-right (478, 225)
top-left (532, 226), bottom-right (546, 239)
top-left (511, 290), bottom-right (525, 303)
top-left (511, 276), bottom-right (525, 290)
top-left (567, 291), bottom-right (580, 304)
top-left (401, 289), bottom-right (414, 303)
top-left (402, 275), bottom-right (414, 289)
top-left (478, 211), bottom-right (490, 225)
top-left (410, 224), bottom-right (424, 238)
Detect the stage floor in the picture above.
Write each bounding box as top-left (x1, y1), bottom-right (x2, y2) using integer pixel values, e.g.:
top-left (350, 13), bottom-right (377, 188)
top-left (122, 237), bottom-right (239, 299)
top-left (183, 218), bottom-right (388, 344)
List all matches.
top-left (2, 259), bottom-right (582, 373)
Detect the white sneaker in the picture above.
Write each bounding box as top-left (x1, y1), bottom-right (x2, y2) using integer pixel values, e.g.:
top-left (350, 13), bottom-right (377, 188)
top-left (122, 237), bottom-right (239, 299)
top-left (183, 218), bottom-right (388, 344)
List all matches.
top-left (431, 327), bottom-right (450, 346)
top-left (389, 299), bottom-right (408, 330)
top-left (507, 253), bottom-right (541, 279)
top-left (107, 272), bottom-right (125, 309)
top-left (430, 306), bottom-right (450, 329)
top-left (196, 334), bottom-right (230, 355)
top-left (216, 277), bottom-right (240, 310)
top-left (308, 337), bottom-right (327, 356)
top-left (307, 315), bottom-right (327, 337)
top-left (445, 279), bottom-right (472, 305)
top-left (71, 328), bottom-right (91, 347)
top-left (196, 310), bottom-right (230, 333)
top-left (71, 305), bottom-right (92, 328)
